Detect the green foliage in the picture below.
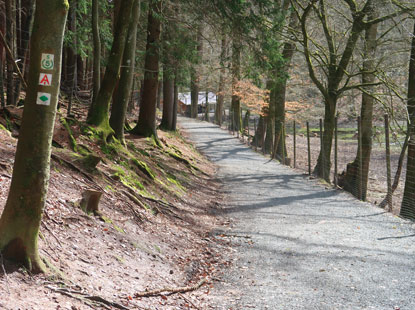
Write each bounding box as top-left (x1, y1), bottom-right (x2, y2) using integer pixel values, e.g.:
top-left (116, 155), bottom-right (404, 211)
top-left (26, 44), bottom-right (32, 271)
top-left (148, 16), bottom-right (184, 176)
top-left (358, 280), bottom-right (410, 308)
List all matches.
top-left (63, 0), bottom-right (114, 60)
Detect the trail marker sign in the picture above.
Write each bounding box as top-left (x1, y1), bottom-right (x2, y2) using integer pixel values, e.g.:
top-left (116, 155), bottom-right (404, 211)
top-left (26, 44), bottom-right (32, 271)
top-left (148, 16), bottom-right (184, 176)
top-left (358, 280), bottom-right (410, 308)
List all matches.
top-left (39, 73), bottom-right (52, 86)
top-left (37, 92), bottom-right (51, 106)
top-left (41, 53), bottom-right (54, 70)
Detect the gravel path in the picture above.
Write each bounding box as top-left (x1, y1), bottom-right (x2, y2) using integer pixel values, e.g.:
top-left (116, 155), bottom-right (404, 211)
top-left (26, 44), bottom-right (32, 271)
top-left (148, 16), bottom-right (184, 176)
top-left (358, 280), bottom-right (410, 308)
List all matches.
top-left (179, 116), bottom-right (415, 310)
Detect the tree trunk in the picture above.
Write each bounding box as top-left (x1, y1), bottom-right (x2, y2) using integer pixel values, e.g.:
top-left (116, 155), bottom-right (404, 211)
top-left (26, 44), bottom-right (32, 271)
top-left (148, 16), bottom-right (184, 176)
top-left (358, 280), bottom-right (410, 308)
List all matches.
top-left (89, 0), bottom-right (101, 118)
top-left (0, 57), bottom-right (4, 107)
top-left (231, 26), bottom-right (241, 132)
top-left (14, 0), bottom-right (34, 103)
top-left (342, 7), bottom-right (378, 200)
top-left (0, 0), bottom-right (68, 273)
top-left (273, 10), bottom-right (298, 159)
top-left (5, 0), bottom-right (16, 106)
top-left (160, 68), bottom-right (174, 130)
top-left (156, 78), bottom-right (162, 110)
top-left (204, 90), bottom-right (209, 121)
top-left (130, 0), bottom-right (161, 138)
top-left (109, 0), bottom-right (140, 143)
top-left (87, 0), bottom-right (133, 141)
top-left (400, 21), bottom-right (415, 220)
top-left (190, 25), bottom-right (202, 119)
top-left (0, 3), bottom-right (4, 108)
top-left (313, 96), bottom-right (336, 182)
top-left (215, 35), bottom-right (226, 125)
top-left (66, 0), bottom-right (77, 116)
top-left (172, 75), bottom-right (178, 131)
top-left (160, 18), bottom-right (175, 131)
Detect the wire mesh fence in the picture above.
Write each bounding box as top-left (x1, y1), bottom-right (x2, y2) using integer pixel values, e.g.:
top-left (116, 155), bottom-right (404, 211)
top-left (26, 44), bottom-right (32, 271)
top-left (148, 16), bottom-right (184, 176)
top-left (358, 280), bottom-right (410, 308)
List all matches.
top-left (202, 108), bottom-right (407, 215)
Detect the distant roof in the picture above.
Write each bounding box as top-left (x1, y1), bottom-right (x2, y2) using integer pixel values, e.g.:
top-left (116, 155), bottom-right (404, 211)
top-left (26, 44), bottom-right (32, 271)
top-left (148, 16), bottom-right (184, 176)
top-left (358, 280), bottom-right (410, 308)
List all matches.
top-left (178, 92), bottom-right (216, 105)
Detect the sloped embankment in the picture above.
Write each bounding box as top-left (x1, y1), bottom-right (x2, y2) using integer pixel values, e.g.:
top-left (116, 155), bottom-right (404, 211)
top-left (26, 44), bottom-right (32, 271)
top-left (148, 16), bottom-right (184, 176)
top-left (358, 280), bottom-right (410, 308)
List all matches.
top-left (0, 106), bottom-right (230, 309)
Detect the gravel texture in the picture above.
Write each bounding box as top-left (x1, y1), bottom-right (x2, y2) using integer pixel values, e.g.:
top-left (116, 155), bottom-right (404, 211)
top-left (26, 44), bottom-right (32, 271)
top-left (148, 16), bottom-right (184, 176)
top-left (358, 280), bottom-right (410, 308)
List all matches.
top-left (178, 116), bottom-right (415, 310)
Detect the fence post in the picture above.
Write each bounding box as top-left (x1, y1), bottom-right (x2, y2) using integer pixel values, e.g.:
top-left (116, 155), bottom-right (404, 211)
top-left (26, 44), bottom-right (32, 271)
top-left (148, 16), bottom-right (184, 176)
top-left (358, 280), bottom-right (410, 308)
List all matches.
top-left (240, 109), bottom-right (243, 141)
top-left (248, 113), bottom-right (250, 146)
top-left (384, 114), bottom-right (392, 210)
top-left (293, 120), bottom-right (296, 168)
top-left (281, 121), bottom-right (286, 165)
top-left (231, 110), bottom-right (234, 135)
top-left (263, 118), bottom-right (267, 155)
top-left (358, 116), bottom-right (363, 200)
top-left (254, 118), bottom-right (258, 151)
top-left (307, 121), bottom-right (311, 176)
top-left (334, 116), bottom-right (338, 187)
top-left (319, 119), bottom-right (325, 180)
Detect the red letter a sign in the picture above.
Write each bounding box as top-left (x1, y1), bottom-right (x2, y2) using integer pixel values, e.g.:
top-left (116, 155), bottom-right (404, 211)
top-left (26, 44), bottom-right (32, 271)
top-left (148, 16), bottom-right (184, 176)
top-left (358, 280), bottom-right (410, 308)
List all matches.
top-left (39, 73), bottom-right (52, 86)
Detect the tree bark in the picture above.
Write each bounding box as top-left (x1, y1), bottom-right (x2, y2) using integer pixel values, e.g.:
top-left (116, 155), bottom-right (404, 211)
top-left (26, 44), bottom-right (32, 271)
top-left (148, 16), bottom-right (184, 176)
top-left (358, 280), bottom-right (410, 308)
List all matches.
top-left (215, 35), bottom-right (226, 126)
top-left (160, 19), bottom-right (175, 131)
top-left (87, 0), bottom-right (133, 141)
top-left (342, 5), bottom-right (378, 200)
top-left (66, 0), bottom-right (77, 116)
top-left (160, 68), bottom-right (174, 130)
top-left (190, 24), bottom-right (203, 119)
top-left (231, 25), bottom-right (241, 132)
top-left (88, 0), bottom-right (101, 119)
top-left (0, 0), bottom-right (68, 273)
top-left (313, 96), bottom-right (336, 182)
top-left (172, 75), bottom-right (178, 131)
top-left (0, 3), bottom-right (4, 107)
top-left (273, 9), bottom-right (298, 159)
top-left (109, 0), bottom-right (141, 143)
top-left (14, 0), bottom-right (34, 103)
top-left (5, 0), bottom-right (16, 106)
top-left (130, 0), bottom-right (161, 138)
top-left (400, 20), bottom-right (415, 220)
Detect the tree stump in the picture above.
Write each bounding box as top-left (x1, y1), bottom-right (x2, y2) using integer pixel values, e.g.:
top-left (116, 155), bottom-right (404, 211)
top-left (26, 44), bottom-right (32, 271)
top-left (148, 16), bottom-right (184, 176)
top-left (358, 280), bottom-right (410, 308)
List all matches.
top-left (80, 189), bottom-right (102, 215)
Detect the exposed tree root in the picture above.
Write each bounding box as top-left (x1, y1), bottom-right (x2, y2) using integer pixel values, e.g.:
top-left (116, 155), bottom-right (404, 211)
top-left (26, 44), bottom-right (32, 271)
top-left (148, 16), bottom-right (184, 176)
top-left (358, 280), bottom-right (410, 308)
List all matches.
top-left (134, 278), bottom-right (207, 297)
top-left (51, 153), bottom-right (101, 187)
top-left (46, 285), bottom-right (130, 310)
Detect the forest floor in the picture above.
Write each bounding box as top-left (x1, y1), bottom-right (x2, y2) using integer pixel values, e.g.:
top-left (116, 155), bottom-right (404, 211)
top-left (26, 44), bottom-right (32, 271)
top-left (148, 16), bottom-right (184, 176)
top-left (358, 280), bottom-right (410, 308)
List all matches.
top-left (0, 104), bottom-right (232, 310)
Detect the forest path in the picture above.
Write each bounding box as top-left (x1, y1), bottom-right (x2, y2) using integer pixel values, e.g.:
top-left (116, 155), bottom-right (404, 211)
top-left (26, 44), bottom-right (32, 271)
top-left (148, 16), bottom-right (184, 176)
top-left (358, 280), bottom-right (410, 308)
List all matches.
top-left (178, 116), bottom-right (415, 310)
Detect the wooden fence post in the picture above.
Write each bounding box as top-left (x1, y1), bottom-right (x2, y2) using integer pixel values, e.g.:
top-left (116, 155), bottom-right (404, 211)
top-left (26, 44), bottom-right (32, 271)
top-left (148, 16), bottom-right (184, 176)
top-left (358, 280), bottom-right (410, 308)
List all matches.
top-left (334, 116), bottom-right (338, 187)
top-left (293, 120), bottom-right (296, 168)
top-left (385, 114), bottom-right (392, 210)
top-left (307, 121), bottom-right (311, 176)
top-left (319, 118), bottom-right (324, 180)
top-left (358, 116), bottom-right (363, 200)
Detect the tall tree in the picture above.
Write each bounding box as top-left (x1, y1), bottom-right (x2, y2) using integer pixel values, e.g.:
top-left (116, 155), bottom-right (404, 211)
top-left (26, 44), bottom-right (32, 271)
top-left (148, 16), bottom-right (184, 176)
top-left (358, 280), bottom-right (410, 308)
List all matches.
top-left (342, 3), bottom-right (378, 200)
top-left (215, 34), bottom-right (227, 126)
top-left (87, 0), bottom-right (133, 141)
top-left (272, 7), bottom-right (298, 161)
top-left (160, 15), bottom-right (175, 131)
top-left (190, 24), bottom-right (203, 119)
top-left (109, 0), bottom-right (141, 143)
top-left (130, 0), bottom-right (162, 138)
top-left (91, 0), bottom-right (101, 110)
top-left (293, 0), bottom-right (399, 181)
top-left (14, 0), bottom-right (35, 103)
top-left (400, 20), bottom-right (415, 220)
top-left (231, 22), bottom-right (242, 132)
top-left (5, 0), bottom-right (17, 106)
top-left (0, 0), bottom-right (68, 272)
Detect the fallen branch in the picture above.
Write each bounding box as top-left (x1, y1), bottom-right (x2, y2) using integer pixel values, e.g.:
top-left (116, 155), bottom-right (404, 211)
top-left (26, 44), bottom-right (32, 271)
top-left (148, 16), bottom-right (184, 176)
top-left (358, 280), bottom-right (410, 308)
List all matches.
top-left (46, 285), bottom-right (129, 310)
top-left (134, 278), bottom-right (207, 298)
